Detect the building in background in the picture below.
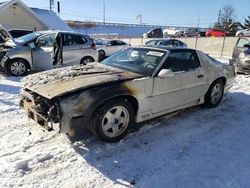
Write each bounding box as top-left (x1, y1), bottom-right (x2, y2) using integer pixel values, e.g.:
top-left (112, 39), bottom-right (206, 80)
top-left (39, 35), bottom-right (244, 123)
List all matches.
top-left (0, 0), bottom-right (71, 31)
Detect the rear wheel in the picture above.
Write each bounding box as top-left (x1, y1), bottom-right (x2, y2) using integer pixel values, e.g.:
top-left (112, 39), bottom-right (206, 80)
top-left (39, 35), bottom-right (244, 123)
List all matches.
top-left (80, 56), bottom-right (95, 65)
top-left (90, 99), bottom-right (134, 142)
top-left (7, 59), bottom-right (28, 76)
top-left (205, 79), bottom-right (224, 108)
top-left (98, 50), bottom-right (105, 61)
top-left (238, 33), bottom-right (244, 37)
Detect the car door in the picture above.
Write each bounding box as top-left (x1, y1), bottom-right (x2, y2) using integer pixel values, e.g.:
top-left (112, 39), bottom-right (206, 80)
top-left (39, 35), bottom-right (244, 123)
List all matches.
top-left (32, 33), bottom-right (56, 70)
top-left (232, 38), bottom-right (250, 62)
top-left (105, 40), bottom-right (123, 56)
top-left (245, 29), bottom-right (250, 36)
top-left (152, 49), bottom-right (206, 114)
top-left (62, 33), bottom-right (89, 66)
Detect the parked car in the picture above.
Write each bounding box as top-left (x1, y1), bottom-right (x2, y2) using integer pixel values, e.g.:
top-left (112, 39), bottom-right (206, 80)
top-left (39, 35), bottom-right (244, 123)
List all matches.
top-left (95, 39), bottom-right (130, 61)
top-left (163, 28), bottom-right (183, 37)
top-left (0, 25), bottom-right (16, 62)
top-left (20, 46), bottom-right (235, 142)
top-left (0, 30), bottom-right (97, 76)
top-left (235, 28), bottom-right (250, 37)
top-left (143, 28), bottom-right (163, 38)
top-left (206, 29), bottom-right (227, 37)
top-left (183, 28), bottom-right (206, 37)
top-left (8, 29), bottom-right (33, 38)
top-left (231, 37), bottom-right (250, 73)
top-left (145, 38), bottom-right (187, 48)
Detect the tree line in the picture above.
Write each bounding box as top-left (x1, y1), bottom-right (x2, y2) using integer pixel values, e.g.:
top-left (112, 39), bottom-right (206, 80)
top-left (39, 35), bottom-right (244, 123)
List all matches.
top-left (213, 4), bottom-right (250, 35)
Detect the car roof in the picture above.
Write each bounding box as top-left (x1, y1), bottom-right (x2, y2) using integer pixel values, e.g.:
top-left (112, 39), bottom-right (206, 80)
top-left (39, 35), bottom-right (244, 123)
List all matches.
top-left (130, 46), bottom-right (193, 53)
top-left (34, 30), bottom-right (89, 36)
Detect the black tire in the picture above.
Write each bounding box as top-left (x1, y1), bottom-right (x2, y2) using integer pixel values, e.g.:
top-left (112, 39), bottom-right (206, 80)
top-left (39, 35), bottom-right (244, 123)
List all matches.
top-left (7, 59), bottom-right (28, 76)
top-left (205, 79), bottom-right (224, 108)
top-left (90, 98), bottom-right (135, 142)
top-left (98, 50), bottom-right (105, 62)
top-left (80, 56), bottom-right (95, 65)
top-left (238, 33), bottom-right (244, 37)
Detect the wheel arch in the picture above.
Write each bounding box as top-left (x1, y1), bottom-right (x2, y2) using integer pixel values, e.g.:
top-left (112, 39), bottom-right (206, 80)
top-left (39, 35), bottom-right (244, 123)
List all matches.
top-left (206, 76), bottom-right (226, 94)
top-left (6, 57), bottom-right (31, 70)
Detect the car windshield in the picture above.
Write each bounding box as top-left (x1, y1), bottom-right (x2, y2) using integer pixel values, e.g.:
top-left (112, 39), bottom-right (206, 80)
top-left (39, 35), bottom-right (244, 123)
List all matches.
top-left (102, 48), bottom-right (167, 76)
top-left (15, 32), bottom-right (42, 43)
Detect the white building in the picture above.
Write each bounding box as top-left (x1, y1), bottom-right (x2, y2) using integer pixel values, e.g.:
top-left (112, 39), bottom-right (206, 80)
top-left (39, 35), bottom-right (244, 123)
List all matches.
top-left (0, 0), bottom-right (72, 31)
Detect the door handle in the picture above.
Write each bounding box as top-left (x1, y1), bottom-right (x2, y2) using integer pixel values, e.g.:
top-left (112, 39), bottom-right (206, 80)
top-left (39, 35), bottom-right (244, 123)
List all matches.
top-left (197, 75), bottom-right (204, 78)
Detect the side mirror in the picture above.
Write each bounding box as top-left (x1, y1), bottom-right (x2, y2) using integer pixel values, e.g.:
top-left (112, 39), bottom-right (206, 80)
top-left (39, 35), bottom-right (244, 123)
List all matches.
top-left (158, 69), bottom-right (174, 77)
top-left (243, 44), bottom-right (250, 48)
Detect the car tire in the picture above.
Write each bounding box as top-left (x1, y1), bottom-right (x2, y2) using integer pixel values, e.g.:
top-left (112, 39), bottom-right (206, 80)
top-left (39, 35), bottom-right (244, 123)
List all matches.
top-left (205, 79), bottom-right (224, 108)
top-left (98, 50), bottom-right (105, 61)
top-left (164, 32), bottom-right (168, 38)
top-left (90, 98), bottom-right (135, 142)
top-left (80, 56), bottom-right (95, 65)
top-left (238, 33), bottom-right (244, 37)
top-left (7, 59), bottom-right (28, 76)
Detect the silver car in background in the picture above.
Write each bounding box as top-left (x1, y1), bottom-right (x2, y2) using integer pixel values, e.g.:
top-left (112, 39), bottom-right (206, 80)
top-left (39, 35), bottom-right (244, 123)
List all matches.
top-left (145, 38), bottom-right (187, 48)
top-left (235, 29), bottom-right (250, 37)
top-left (1, 30), bottom-right (98, 76)
top-left (95, 39), bottom-right (130, 61)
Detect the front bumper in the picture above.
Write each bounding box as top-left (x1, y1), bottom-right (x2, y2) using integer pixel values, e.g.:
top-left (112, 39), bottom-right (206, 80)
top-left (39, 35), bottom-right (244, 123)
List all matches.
top-left (22, 99), bottom-right (53, 130)
top-left (20, 91), bottom-right (60, 131)
top-left (235, 58), bottom-right (250, 74)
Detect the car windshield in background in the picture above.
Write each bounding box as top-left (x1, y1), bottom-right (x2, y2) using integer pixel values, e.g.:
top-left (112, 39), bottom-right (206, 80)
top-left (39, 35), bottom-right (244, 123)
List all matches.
top-left (15, 32), bottom-right (42, 43)
top-left (102, 48), bottom-right (166, 76)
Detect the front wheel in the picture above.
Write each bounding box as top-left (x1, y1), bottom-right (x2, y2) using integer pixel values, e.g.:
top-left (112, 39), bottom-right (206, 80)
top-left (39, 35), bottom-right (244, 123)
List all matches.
top-left (205, 79), bottom-right (224, 108)
top-left (80, 56), bottom-right (95, 65)
top-left (90, 99), bottom-right (134, 142)
top-left (7, 59), bottom-right (28, 76)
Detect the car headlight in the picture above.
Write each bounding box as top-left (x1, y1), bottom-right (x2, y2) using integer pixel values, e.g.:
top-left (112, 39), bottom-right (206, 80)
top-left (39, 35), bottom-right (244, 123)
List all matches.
top-left (239, 52), bottom-right (245, 59)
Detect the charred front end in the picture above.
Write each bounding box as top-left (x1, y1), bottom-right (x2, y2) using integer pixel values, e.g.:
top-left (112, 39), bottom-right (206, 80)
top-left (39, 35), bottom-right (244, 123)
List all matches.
top-left (20, 89), bottom-right (60, 131)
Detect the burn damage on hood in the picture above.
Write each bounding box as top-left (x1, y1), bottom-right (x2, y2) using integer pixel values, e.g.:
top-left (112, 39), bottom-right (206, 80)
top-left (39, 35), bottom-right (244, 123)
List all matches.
top-left (22, 63), bottom-right (143, 99)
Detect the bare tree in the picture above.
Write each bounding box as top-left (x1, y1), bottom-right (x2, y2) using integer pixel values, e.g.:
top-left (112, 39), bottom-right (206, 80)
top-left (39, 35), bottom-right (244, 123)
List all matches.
top-left (243, 16), bottom-right (250, 28)
top-left (220, 4), bottom-right (236, 24)
top-left (214, 4), bottom-right (239, 35)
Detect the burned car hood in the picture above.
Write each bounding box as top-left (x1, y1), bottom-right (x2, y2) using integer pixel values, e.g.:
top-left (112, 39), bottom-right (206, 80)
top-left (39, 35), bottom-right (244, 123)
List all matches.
top-left (22, 63), bottom-right (143, 99)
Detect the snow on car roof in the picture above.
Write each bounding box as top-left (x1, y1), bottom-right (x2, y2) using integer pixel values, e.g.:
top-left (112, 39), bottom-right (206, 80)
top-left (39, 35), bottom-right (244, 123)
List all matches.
top-left (30, 8), bottom-right (72, 31)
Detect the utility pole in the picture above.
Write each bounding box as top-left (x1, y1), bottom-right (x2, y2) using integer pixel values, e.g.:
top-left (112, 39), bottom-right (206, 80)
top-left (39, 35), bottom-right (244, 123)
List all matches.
top-left (197, 16), bottom-right (200, 28)
top-left (49, 0), bottom-right (54, 11)
top-left (217, 9), bottom-right (221, 28)
top-left (136, 14), bottom-right (142, 26)
top-left (103, 0), bottom-right (105, 23)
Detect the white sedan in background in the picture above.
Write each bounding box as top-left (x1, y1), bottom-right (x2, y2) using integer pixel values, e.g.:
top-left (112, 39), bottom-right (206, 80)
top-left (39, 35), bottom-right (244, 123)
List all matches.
top-left (95, 39), bottom-right (130, 61)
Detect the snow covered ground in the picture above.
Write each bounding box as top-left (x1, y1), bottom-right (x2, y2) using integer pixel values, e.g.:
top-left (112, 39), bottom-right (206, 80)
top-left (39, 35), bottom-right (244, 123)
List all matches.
top-left (1, 66), bottom-right (250, 188)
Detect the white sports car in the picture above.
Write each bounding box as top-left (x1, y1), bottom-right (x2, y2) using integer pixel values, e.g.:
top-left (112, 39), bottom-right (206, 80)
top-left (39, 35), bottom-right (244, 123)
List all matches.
top-left (20, 47), bottom-right (235, 142)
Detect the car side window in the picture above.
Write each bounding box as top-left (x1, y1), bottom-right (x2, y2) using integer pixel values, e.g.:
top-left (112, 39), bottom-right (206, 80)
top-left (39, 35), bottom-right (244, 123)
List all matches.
top-left (173, 40), bottom-right (181, 47)
top-left (162, 50), bottom-right (200, 73)
top-left (145, 40), bottom-right (156, 46)
top-left (116, 41), bottom-right (126, 45)
top-left (236, 38), bottom-right (250, 47)
top-left (37, 33), bottom-right (56, 48)
top-left (156, 40), bottom-right (172, 46)
top-left (63, 34), bottom-right (87, 46)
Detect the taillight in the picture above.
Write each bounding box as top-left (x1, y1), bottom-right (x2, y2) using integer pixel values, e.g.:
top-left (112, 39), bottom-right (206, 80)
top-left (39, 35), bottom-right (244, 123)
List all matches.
top-left (91, 43), bottom-right (96, 50)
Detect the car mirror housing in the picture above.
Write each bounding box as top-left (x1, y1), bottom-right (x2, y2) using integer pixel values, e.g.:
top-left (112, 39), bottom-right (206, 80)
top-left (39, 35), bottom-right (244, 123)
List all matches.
top-left (158, 69), bottom-right (174, 77)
